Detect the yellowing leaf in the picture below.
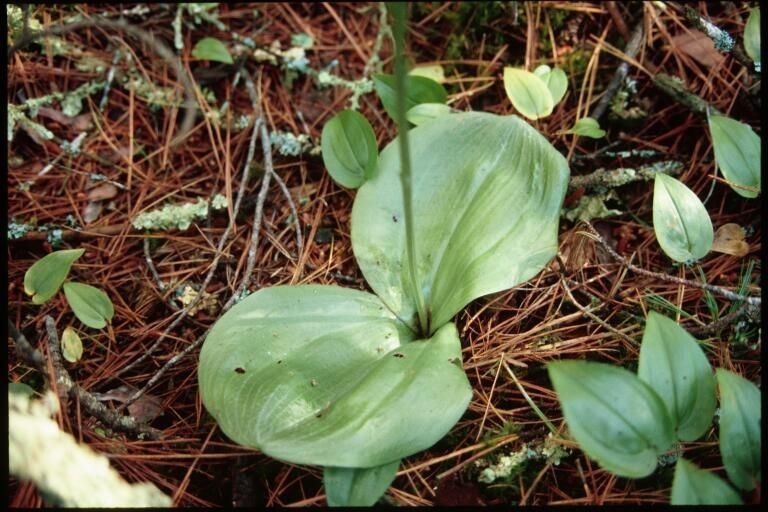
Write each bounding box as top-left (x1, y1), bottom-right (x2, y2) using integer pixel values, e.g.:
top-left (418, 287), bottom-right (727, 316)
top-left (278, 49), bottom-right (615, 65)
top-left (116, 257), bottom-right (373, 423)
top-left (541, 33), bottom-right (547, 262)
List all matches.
top-left (408, 64), bottom-right (445, 83)
top-left (503, 67), bottom-right (554, 120)
top-left (709, 114), bottom-right (761, 198)
top-left (61, 326), bottom-right (83, 363)
top-left (24, 249), bottom-right (85, 304)
top-left (711, 223), bottom-right (749, 257)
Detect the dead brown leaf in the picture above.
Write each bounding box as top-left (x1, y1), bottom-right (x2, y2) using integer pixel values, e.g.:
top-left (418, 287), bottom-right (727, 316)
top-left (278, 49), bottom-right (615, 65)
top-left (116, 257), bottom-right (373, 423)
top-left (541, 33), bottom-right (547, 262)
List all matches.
top-left (711, 223), bottom-right (749, 257)
top-left (87, 183), bottom-right (119, 201)
top-left (670, 30), bottom-right (725, 68)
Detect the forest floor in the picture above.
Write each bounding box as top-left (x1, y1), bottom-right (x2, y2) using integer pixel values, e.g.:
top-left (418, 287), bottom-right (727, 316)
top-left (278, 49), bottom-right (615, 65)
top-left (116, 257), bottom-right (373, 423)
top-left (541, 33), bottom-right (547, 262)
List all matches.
top-left (7, 2), bottom-right (761, 507)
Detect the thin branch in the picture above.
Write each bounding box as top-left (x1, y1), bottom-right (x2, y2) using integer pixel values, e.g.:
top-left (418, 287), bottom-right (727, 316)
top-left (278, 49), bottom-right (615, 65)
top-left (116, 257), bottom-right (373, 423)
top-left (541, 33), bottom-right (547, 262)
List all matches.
top-left (271, 170), bottom-right (304, 263)
top-left (568, 161), bottom-right (683, 190)
top-left (42, 316), bottom-right (162, 439)
top-left (8, 319), bottom-right (46, 374)
top-left (651, 73), bottom-right (723, 117)
top-left (582, 222), bottom-right (760, 306)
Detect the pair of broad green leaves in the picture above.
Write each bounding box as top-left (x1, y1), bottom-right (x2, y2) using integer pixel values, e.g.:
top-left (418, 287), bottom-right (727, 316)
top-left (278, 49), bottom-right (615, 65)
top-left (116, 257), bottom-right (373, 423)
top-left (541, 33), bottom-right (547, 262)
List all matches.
top-left (549, 311), bottom-right (761, 504)
top-left (198, 111), bottom-right (570, 505)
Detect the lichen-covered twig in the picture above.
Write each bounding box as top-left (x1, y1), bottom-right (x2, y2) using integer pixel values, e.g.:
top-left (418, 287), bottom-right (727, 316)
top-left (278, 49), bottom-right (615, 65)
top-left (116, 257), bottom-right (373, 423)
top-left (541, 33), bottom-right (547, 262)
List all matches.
top-left (41, 316), bottom-right (162, 439)
top-left (8, 17), bottom-right (197, 146)
top-left (651, 73), bottom-right (723, 117)
top-left (676, 3), bottom-right (755, 71)
top-left (271, 170), bottom-right (304, 262)
top-left (592, 20), bottom-right (644, 121)
top-left (582, 222), bottom-right (761, 306)
top-left (8, 319), bottom-right (46, 374)
top-left (568, 161), bottom-right (683, 190)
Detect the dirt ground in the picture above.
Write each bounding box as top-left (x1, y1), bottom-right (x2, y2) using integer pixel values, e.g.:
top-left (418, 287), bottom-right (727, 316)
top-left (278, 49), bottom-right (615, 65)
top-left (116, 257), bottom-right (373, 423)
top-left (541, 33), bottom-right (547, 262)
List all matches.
top-left (7, 3), bottom-right (761, 506)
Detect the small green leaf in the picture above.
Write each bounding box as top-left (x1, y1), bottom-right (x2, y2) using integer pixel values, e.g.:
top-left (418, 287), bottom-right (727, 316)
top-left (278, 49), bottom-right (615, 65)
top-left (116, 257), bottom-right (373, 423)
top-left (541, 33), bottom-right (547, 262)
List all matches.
top-left (62, 282), bottom-right (114, 329)
top-left (408, 64), bottom-right (445, 83)
top-left (533, 64), bottom-right (568, 105)
top-left (744, 7), bottom-right (760, 70)
top-left (405, 103), bottom-right (452, 126)
top-left (503, 67), bottom-right (554, 120)
top-left (671, 458), bottom-right (743, 505)
top-left (23, 249), bottom-right (85, 304)
top-left (637, 311), bottom-right (716, 441)
top-left (321, 110), bottom-right (378, 189)
top-left (61, 326), bottom-right (84, 363)
top-left (191, 37), bottom-right (233, 64)
top-left (653, 173), bottom-right (714, 262)
top-left (324, 460), bottom-right (399, 507)
top-left (547, 360), bottom-right (675, 478)
top-left (372, 74), bottom-right (447, 122)
top-left (708, 114), bottom-right (761, 198)
top-left (716, 369), bottom-right (761, 491)
top-left (565, 117), bottom-right (606, 138)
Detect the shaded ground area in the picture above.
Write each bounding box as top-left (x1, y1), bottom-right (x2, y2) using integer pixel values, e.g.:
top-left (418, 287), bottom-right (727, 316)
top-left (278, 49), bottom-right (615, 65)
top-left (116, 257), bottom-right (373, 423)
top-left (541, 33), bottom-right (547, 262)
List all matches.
top-left (7, 3), bottom-right (761, 506)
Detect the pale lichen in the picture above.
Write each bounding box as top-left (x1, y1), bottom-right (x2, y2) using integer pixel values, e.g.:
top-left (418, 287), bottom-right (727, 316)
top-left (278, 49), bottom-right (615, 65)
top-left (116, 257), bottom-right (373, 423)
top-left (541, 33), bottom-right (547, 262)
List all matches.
top-left (132, 194), bottom-right (228, 231)
top-left (270, 130), bottom-right (317, 157)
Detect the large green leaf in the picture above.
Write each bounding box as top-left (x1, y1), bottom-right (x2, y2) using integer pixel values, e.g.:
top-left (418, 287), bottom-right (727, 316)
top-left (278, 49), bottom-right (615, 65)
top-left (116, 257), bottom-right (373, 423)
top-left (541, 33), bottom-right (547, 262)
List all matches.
top-left (670, 458), bottom-right (743, 505)
top-left (321, 110), bottom-right (378, 189)
top-left (24, 249), bottom-right (85, 304)
top-left (653, 173), bottom-right (713, 263)
top-left (547, 360), bottom-right (676, 478)
top-left (637, 312), bottom-right (716, 442)
top-left (198, 285), bottom-right (472, 467)
top-left (372, 74), bottom-right (447, 123)
top-left (708, 114), bottom-right (761, 198)
top-left (324, 460), bottom-right (399, 506)
top-left (352, 112), bottom-right (569, 332)
top-left (62, 282), bottom-right (114, 329)
top-left (503, 67), bottom-right (554, 120)
top-left (716, 369), bottom-right (761, 491)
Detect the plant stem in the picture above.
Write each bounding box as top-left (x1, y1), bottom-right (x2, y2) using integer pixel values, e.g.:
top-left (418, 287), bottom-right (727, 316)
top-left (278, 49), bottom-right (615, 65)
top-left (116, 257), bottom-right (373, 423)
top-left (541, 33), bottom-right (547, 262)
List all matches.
top-left (390, 2), bottom-right (429, 335)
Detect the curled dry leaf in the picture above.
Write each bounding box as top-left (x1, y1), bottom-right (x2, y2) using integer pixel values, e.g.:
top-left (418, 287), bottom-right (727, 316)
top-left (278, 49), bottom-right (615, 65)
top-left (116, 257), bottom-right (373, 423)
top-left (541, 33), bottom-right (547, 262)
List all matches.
top-left (711, 223), bottom-right (749, 257)
top-left (670, 30), bottom-right (725, 68)
top-left (82, 201), bottom-right (104, 224)
top-left (91, 384), bottom-right (164, 424)
top-left (87, 183), bottom-right (119, 202)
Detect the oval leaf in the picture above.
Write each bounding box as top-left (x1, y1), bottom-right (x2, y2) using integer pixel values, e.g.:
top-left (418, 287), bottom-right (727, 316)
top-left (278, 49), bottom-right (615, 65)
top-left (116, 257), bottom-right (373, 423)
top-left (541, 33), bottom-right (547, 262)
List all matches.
top-left (653, 173), bottom-right (714, 263)
top-left (405, 102), bottom-right (452, 126)
top-left (716, 369), bottom-right (761, 491)
top-left (352, 112), bottom-right (569, 332)
top-left (503, 67), bottom-right (554, 120)
top-left (61, 326), bottom-right (83, 363)
top-left (198, 285), bottom-right (472, 468)
top-left (191, 37), bottom-right (233, 64)
top-left (372, 74), bottom-right (447, 122)
top-left (324, 460), bottom-right (399, 507)
top-left (637, 311), bottom-right (716, 441)
top-left (547, 360), bottom-right (676, 478)
top-left (24, 249), bottom-right (85, 304)
top-left (321, 110), bottom-right (378, 189)
top-left (533, 64), bottom-right (568, 105)
top-left (62, 282), bottom-right (114, 329)
top-left (408, 64), bottom-right (445, 83)
top-left (566, 117), bottom-right (606, 139)
top-left (744, 7), bottom-right (760, 70)
top-left (671, 458), bottom-right (743, 505)
top-left (708, 114), bottom-right (761, 198)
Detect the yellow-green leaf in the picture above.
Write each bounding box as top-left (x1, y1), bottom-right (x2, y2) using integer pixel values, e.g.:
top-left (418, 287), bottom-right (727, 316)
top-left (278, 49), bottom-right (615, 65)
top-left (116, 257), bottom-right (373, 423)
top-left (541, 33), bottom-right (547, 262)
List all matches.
top-left (653, 174), bottom-right (713, 263)
top-left (63, 282), bottom-right (114, 329)
top-left (324, 461), bottom-right (399, 506)
top-left (708, 114), bottom-right (761, 198)
top-left (23, 249), bottom-right (85, 304)
top-left (503, 67), bottom-right (554, 120)
top-left (533, 64), bottom-right (568, 105)
top-left (321, 110), bottom-right (378, 189)
top-left (408, 64), bottom-right (445, 83)
top-left (405, 103), bottom-right (452, 126)
top-left (566, 117), bottom-right (606, 138)
top-left (191, 37), bottom-right (233, 64)
top-left (671, 458), bottom-right (743, 505)
top-left (61, 326), bottom-right (83, 363)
